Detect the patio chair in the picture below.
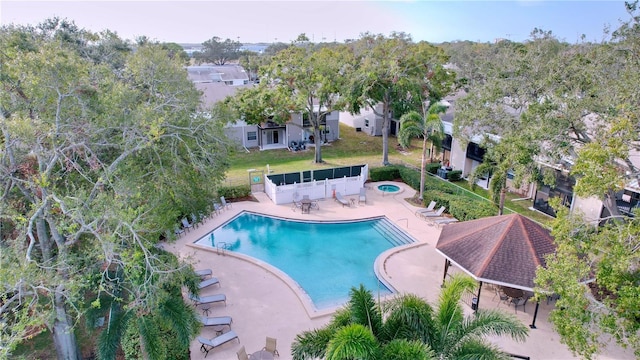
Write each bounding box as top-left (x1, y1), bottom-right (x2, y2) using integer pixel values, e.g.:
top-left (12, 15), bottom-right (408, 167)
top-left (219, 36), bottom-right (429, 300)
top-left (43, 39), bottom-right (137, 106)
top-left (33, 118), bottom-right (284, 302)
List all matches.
top-left (198, 277), bottom-right (221, 289)
top-left (198, 330), bottom-right (239, 358)
top-left (181, 217), bottom-right (193, 232)
top-left (190, 213), bottom-right (199, 229)
top-left (418, 206), bottom-right (446, 218)
top-left (335, 192), bottom-right (349, 207)
top-left (263, 336), bottom-right (280, 357)
top-left (512, 296), bottom-right (528, 313)
top-left (195, 268), bottom-right (213, 280)
top-left (221, 196), bottom-right (232, 209)
top-left (213, 202), bottom-right (223, 215)
top-left (237, 345), bottom-right (250, 360)
top-left (359, 188), bottom-right (367, 205)
top-left (174, 226), bottom-right (184, 236)
top-left (199, 315), bottom-right (233, 329)
top-left (414, 201), bottom-right (437, 217)
top-left (493, 287), bottom-right (510, 306)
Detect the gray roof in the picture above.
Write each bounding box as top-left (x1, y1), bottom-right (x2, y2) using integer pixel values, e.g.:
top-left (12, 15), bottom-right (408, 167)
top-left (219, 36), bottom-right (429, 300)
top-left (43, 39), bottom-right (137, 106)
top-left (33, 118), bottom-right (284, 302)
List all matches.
top-left (436, 213), bottom-right (556, 290)
top-left (196, 83), bottom-right (254, 108)
top-left (187, 65), bottom-right (249, 83)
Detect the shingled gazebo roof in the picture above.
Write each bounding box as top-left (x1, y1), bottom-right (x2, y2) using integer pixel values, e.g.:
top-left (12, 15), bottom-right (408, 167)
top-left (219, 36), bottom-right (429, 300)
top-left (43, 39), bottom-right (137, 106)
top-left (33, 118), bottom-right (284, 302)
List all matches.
top-left (436, 213), bottom-right (556, 290)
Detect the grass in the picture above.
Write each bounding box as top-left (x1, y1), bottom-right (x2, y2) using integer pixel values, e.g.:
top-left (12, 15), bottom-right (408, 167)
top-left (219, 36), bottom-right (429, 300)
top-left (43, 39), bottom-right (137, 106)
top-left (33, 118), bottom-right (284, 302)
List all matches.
top-left (227, 123), bottom-right (553, 226)
top-left (224, 123), bottom-right (423, 185)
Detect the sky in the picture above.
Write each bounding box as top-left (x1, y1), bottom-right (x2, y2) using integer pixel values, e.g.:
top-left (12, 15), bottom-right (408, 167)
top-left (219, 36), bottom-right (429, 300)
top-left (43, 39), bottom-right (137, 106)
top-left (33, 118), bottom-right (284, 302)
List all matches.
top-left (0, 1), bottom-right (631, 44)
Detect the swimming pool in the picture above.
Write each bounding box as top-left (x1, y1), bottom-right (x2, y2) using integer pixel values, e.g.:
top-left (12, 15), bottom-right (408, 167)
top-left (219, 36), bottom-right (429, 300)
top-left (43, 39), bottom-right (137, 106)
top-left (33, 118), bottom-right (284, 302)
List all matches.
top-left (194, 212), bottom-right (415, 309)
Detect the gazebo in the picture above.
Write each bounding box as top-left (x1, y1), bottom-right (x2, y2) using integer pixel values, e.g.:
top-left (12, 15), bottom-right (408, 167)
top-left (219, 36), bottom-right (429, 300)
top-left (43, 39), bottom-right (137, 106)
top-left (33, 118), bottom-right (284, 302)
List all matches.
top-left (435, 213), bottom-right (556, 328)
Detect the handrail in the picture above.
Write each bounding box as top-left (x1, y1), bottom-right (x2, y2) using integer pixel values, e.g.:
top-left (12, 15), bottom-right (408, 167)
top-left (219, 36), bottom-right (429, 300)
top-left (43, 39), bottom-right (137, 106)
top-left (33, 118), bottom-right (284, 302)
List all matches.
top-left (396, 218), bottom-right (408, 228)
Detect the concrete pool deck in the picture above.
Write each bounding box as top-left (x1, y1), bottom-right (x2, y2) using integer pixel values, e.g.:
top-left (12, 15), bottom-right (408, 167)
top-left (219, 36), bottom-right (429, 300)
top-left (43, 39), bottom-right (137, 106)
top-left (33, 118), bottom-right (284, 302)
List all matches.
top-left (166, 182), bottom-right (635, 360)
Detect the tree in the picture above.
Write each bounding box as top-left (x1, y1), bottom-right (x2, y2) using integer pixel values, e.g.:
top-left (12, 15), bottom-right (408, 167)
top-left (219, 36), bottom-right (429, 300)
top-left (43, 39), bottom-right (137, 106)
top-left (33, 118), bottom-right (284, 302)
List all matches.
top-left (231, 45), bottom-right (352, 163)
top-left (347, 33), bottom-right (453, 165)
top-left (398, 103), bottom-right (447, 201)
top-left (161, 42), bottom-right (190, 64)
top-left (0, 22), bottom-right (230, 358)
top-left (194, 36), bottom-right (241, 65)
top-left (291, 274), bottom-right (528, 360)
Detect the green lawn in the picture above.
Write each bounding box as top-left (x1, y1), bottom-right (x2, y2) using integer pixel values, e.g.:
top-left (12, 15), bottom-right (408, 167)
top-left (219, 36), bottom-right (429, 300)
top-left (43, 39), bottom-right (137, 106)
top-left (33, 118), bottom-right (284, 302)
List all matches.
top-left (226, 123), bottom-right (553, 226)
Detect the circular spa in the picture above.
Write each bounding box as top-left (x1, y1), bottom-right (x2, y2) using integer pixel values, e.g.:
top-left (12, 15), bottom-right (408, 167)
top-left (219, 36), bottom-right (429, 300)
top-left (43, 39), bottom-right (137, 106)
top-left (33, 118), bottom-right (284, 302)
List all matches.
top-left (376, 183), bottom-right (404, 195)
top-left (194, 211), bottom-right (416, 310)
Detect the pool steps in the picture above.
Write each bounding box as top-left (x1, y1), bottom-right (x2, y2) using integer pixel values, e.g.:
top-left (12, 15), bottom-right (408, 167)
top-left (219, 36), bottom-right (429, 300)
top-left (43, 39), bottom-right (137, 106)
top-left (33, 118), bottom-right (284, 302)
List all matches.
top-left (371, 219), bottom-right (415, 246)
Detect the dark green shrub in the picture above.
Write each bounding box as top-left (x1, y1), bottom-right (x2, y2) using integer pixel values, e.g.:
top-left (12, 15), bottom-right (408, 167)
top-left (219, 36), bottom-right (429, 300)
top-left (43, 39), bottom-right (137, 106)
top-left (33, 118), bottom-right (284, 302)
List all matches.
top-left (425, 163), bottom-right (441, 174)
top-left (424, 175), bottom-right (457, 194)
top-left (369, 166), bottom-right (400, 182)
top-left (448, 197), bottom-right (498, 221)
top-left (217, 185), bottom-right (251, 200)
top-left (423, 190), bottom-right (455, 209)
top-left (447, 170), bottom-right (463, 182)
top-left (398, 166), bottom-right (420, 191)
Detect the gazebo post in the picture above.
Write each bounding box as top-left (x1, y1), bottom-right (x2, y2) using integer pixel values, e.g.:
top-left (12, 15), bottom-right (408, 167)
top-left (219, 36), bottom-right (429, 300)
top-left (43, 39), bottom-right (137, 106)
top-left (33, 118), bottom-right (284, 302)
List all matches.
top-left (441, 259), bottom-right (450, 287)
top-left (473, 281), bottom-right (483, 315)
top-left (529, 301), bottom-right (540, 329)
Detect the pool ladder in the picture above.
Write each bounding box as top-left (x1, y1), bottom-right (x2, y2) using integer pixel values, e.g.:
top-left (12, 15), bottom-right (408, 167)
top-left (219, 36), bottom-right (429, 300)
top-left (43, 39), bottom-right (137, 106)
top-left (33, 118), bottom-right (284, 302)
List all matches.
top-left (216, 242), bottom-right (230, 255)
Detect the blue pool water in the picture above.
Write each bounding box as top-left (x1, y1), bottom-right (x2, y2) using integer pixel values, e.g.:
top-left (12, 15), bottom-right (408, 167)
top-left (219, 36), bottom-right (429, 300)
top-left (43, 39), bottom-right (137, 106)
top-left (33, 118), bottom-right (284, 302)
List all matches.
top-left (194, 212), bottom-right (415, 309)
top-left (378, 184), bottom-right (400, 192)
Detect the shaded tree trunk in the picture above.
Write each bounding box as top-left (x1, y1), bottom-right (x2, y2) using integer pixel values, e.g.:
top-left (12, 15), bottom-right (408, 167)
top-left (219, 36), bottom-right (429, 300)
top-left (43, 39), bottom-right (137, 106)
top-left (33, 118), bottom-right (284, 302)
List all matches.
top-left (313, 126), bottom-right (323, 163)
top-left (419, 137), bottom-right (428, 201)
top-left (381, 94), bottom-right (391, 166)
top-left (53, 285), bottom-right (80, 360)
top-left (498, 187), bottom-right (507, 216)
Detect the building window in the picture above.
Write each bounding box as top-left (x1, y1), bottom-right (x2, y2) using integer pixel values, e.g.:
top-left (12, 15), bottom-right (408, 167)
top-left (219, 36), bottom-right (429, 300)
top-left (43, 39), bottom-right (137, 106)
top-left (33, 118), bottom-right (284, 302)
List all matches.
top-left (247, 131), bottom-right (257, 141)
top-left (365, 119), bottom-right (370, 127)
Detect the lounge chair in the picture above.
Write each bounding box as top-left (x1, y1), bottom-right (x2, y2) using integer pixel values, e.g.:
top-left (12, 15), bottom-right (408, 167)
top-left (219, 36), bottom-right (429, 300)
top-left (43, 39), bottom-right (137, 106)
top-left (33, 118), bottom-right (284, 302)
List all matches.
top-left (198, 277), bottom-right (221, 289)
top-left (431, 217), bottom-right (459, 226)
top-left (359, 188), bottom-right (366, 205)
top-left (199, 315), bottom-right (233, 329)
top-left (414, 201), bottom-right (437, 217)
top-left (221, 196), bottom-right (232, 209)
top-left (181, 217), bottom-right (193, 232)
top-left (198, 330), bottom-right (239, 358)
top-left (237, 345), bottom-right (250, 360)
top-left (195, 269), bottom-right (212, 279)
top-left (418, 206), bottom-right (445, 218)
top-left (263, 336), bottom-right (280, 357)
top-left (190, 293), bottom-right (227, 307)
top-left (335, 192), bottom-right (349, 207)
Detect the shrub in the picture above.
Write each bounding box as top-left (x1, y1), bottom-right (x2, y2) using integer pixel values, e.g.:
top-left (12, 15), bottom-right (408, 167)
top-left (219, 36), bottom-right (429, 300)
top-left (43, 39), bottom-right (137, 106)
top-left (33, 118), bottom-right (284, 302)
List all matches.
top-left (425, 163), bottom-right (441, 175)
top-left (448, 197), bottom-right (498, 221)
top-left (217, 185), bottom-right (251, 200)
top-left (424, 176), bottom-right (457, 194)
top-left (398, 166), bottom-right (421, 191)
top-left (423, 190), bottom-right (455, 209)
top-left (369, 166), bottom-right (400, 182)
top-left (447, 170), bottom-right (463, 182)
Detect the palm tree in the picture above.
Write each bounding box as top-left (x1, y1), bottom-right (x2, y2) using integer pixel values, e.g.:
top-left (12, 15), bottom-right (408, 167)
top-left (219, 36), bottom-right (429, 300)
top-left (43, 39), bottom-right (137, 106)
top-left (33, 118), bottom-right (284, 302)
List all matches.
top-left (291, 274), bottom-right (528, 360)
top-left (398, 103), bottom-right (447, 201)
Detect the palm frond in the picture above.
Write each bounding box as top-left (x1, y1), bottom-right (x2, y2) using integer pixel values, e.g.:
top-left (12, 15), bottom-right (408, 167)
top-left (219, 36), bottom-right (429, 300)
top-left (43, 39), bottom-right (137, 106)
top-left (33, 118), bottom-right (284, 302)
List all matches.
top-left (137, 315), bottom-right (163, 360)
top-left (383, 294), bottom-right (436, 344)
top-left (326, 324), bottom-right (379, 360)
top-left (348, 285), bottom-right (383, 337)
top-left (157, 295), bottom-right (199, 345)
top-left (379, 338), bottom-right (436, 360)
top-left (291, 327), bottom-right (337, 360)
top-left (461, 310), bottom-right (529, 343)
top-left (97, 307), bottom-right (131, 360)
top-left (447, 338), bottom-right (512, 360)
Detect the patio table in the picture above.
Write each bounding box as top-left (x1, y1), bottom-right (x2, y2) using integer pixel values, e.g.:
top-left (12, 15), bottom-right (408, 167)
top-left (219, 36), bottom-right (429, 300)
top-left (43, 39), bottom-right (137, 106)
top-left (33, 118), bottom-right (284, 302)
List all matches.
top-left (251, 350), bottom-right (274, 360)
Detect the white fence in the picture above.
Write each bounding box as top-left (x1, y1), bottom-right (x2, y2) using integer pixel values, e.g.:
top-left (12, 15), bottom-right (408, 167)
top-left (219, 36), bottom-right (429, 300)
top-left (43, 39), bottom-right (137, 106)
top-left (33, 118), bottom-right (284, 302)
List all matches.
top-left (264, 165), bottom-right (369, 205)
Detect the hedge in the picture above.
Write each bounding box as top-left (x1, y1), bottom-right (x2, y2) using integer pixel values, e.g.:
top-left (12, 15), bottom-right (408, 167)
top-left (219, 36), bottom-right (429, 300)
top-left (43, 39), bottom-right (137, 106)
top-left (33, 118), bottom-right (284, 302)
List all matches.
top-left (425, 162), bottom-right (441, 174)
top-left (448, 196), bottom-right (498, 221)
top-left (447, 170), bottom-right (463, 182)
top-left (398, 166), bottom-right (421, 190)
top-left (217, 185), bottom-right (251, 200)
top-left (369, 166), bottom-right (400, 182)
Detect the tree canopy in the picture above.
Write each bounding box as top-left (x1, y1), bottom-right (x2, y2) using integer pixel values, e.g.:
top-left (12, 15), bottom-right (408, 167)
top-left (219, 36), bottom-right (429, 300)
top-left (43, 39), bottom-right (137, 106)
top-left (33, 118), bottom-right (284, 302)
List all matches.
top-left (0, 19), bottom-right (230, 358)
top-left (194, 36), bottom-right (242, 65)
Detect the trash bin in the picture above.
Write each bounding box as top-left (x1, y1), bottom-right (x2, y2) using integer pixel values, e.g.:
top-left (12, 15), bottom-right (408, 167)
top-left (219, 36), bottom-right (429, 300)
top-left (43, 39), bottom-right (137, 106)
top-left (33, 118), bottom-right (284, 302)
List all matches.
top-left (471, 297), bottom-right (478, 310)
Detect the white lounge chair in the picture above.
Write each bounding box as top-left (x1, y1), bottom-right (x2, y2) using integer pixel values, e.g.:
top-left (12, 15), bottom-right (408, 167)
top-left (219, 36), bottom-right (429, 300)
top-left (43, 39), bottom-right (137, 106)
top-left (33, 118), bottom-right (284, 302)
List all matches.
top-left (220, 196), bottom-right (232, 209)
top-left (198, 330), bottom-right (239, 358)
top-left (359, 188), bottom-right (366, 205)
top-left (199, 315), bottom-right (232, 328)
top-left (335, 192), bottom-right (349, 207)
top-left (181, 217), bottom-right (193, 232)
top-left (418, 206), bottom-right (446, 218)
top-left (198, 277), bottom-right (220, 289)
top-left (190, 294), bottom-right (227, 313)
top-left (414, 201), bottom-right (437, 217)
top-left (195, 269), bottom-right (212, 280)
